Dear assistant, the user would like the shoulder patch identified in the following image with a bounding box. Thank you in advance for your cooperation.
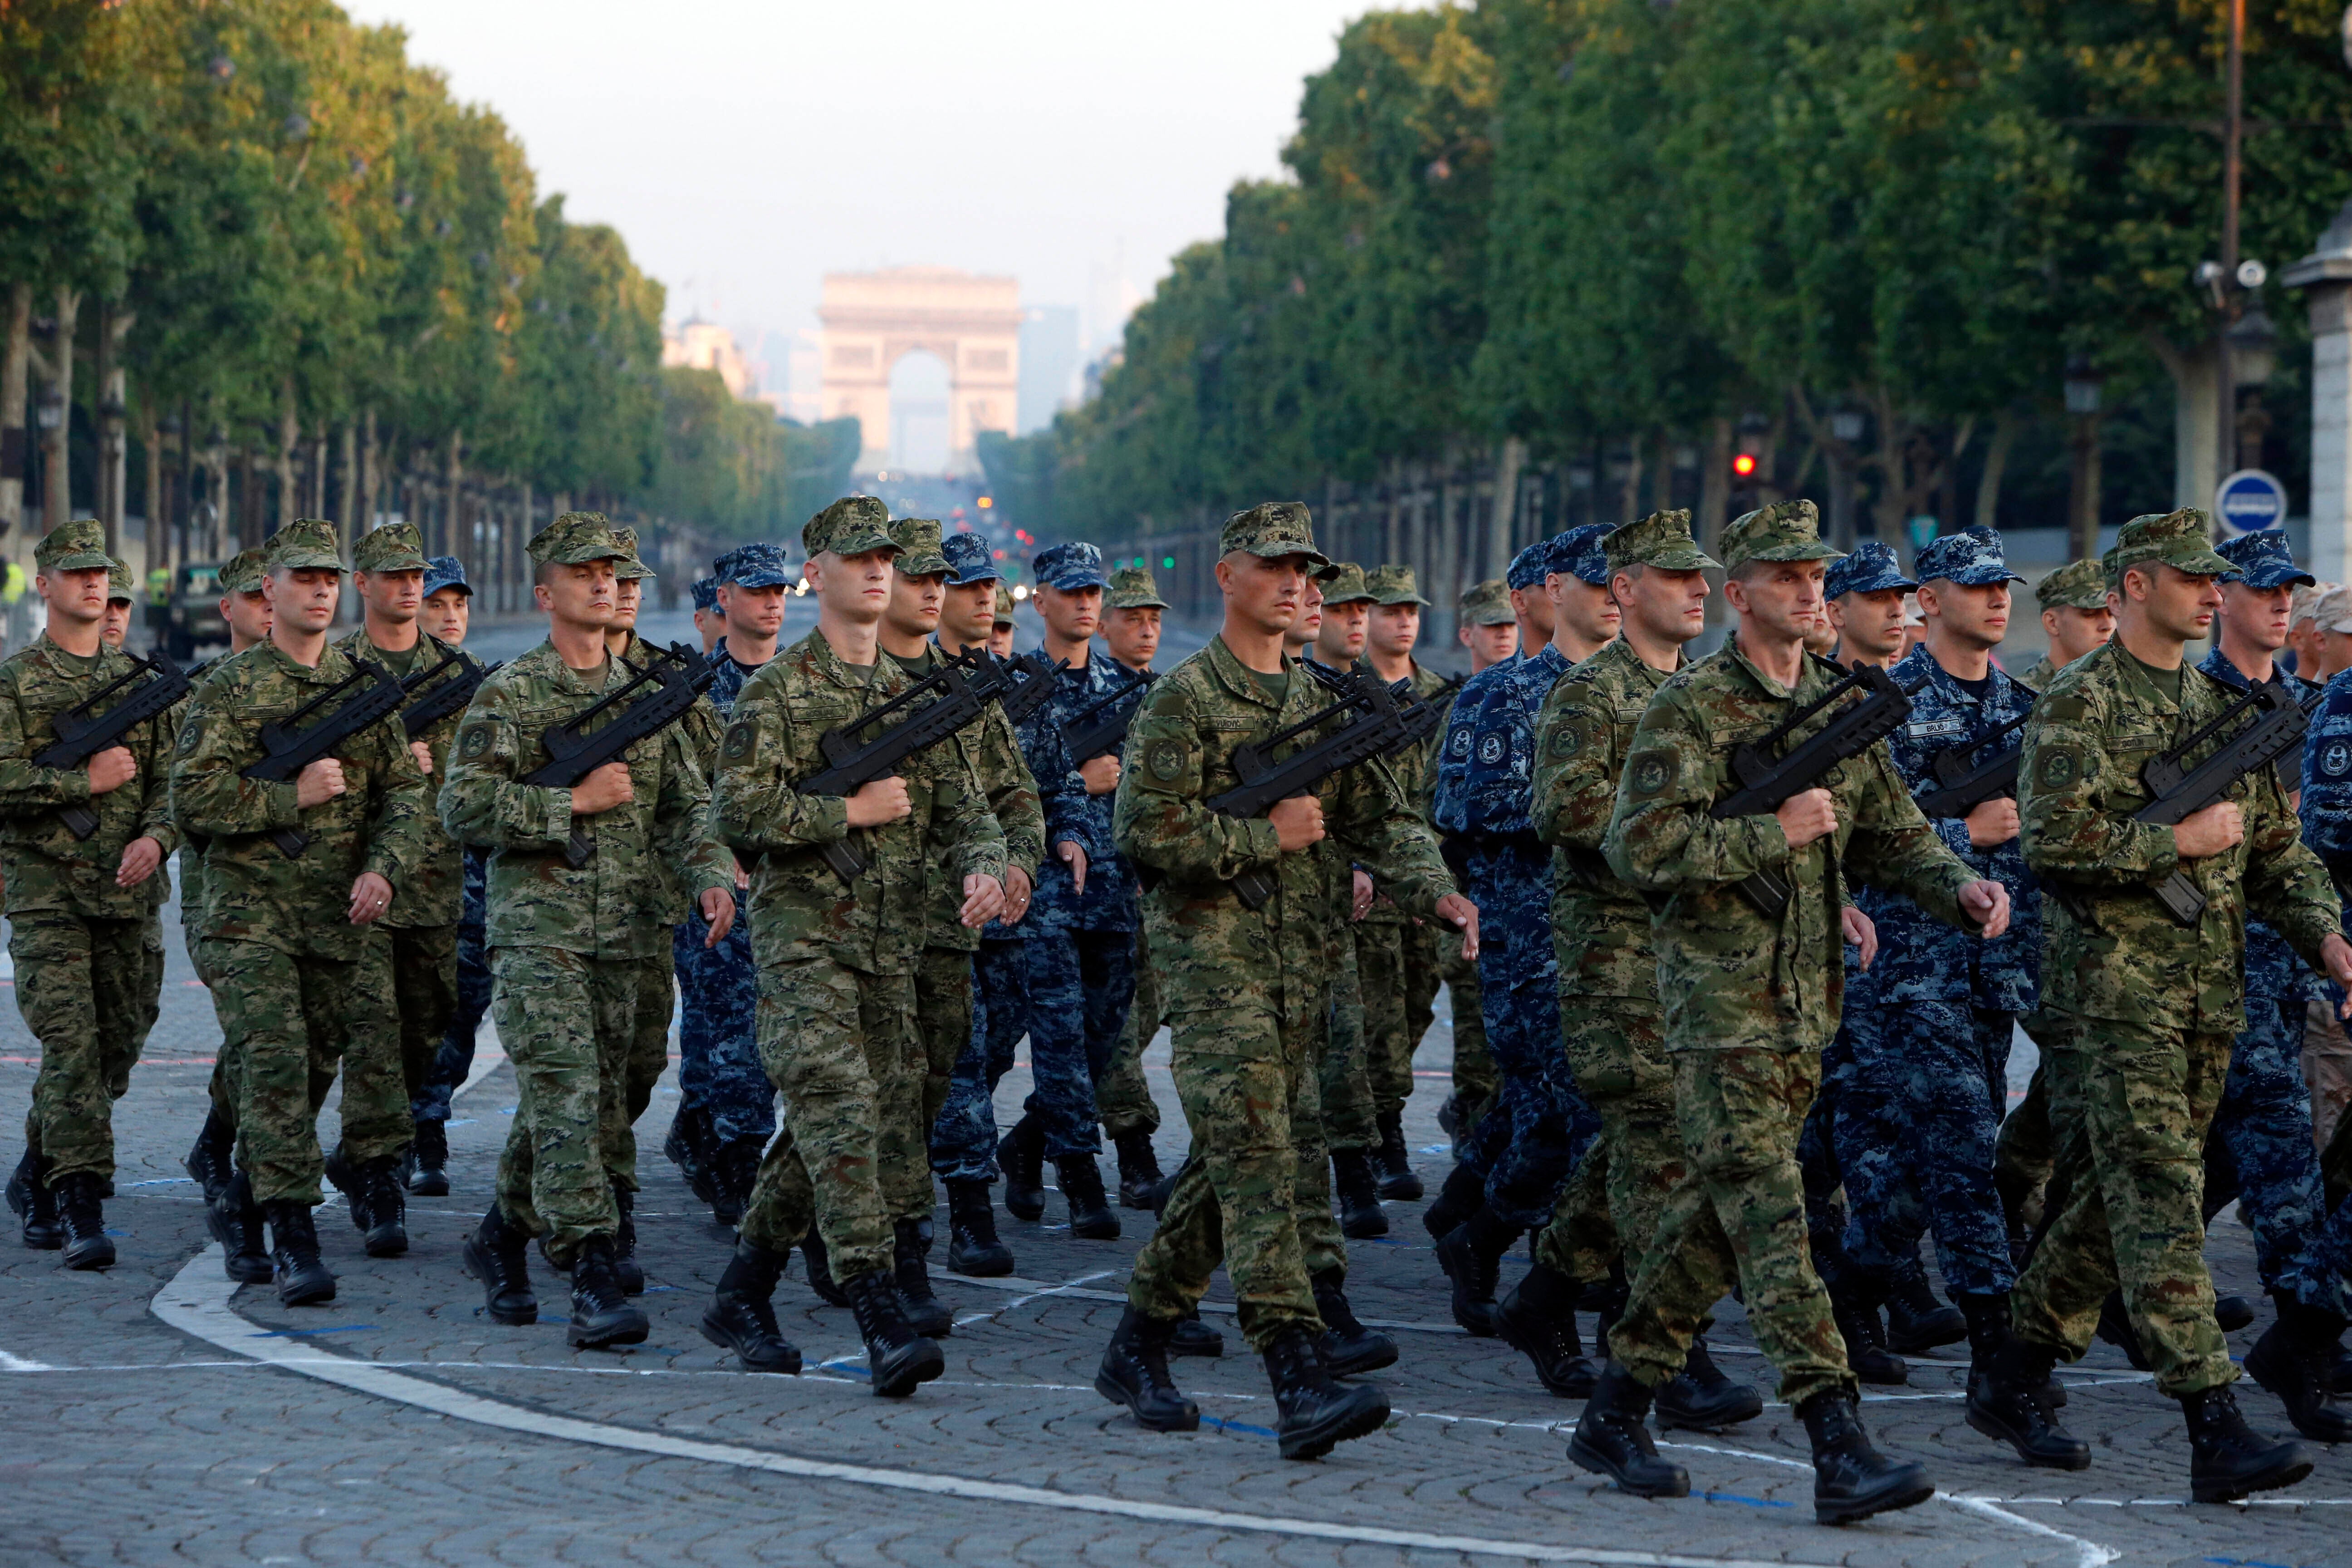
[2040,695,2088,723]
[176,715,205,756]
[2320,739,2352,780]
[1447,727,1472,758]
[1146,737,1185,783]
[458,722,494,761]
[1627,749,1677,797]
[721,720,756,761]
[2035,744,2081,790]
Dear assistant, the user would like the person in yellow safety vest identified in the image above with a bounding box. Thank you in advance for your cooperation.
[0,560,27,657]
[146,564,172,638]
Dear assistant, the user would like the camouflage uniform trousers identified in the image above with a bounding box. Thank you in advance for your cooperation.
[1611,1045,1854,1407]
[2009,1022,2240,1396]
[930,936,1026,1183]
[1534,995,1679,1288]
[1020,926,1135,1160]
[210,936,409,1206]
[415,914,491,1122]
[1317,925,1376,1154]
[1416,928,1494,1115]
[1094,926,1161,1140]
[386,923,459,1106]
[603,954,675,1191]
[1350,918,1411,1130]
[1995,1060,2056,1235]
[739,958,922,1281]
[2205,997,2352,1319]
[490,946,635,1263]
[1127,995,1347,1351]
[673,889,774,1147]
[912,944,973,1197]
[11,911,163,1184]
[1833,1001,2018,1298]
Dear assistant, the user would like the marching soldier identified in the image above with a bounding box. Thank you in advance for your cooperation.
[1094,563,1171,1207]
[2021,557,2114,690]
[407,554,482,1197]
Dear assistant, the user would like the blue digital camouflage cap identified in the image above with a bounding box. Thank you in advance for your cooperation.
[941,531,1000,586]
[690,575,719,611]
[716,541,795,589]
[1823,539,1916,599]
[421,554,472,598]
[1914,524,2025,587]
[1033,539,1110,591]
[2215,528,2316,590]
[1550,523,1614,587]
[1505,541,1552,591]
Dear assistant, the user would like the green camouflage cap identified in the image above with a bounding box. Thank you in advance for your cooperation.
[528,510,628,568]
[2104,508,2233,586]
[34,518,110,573]
[1458,577,1514,627]
[993,583,1017,625]
[1218,501,1330,567]
[1606,508,1720,574]
[2034,557,2108,611]
[803,494,897,558]
[889,516,951,577]
[611,525,655,580]
[351,521,428,574]
[1319,560,1374,603]
[1367,564,1429,607]
[267,518,346,572]
[1107,564,1168,609]
[107,556,133,602]
[218,546,270,594]
[1719,498,1842,573]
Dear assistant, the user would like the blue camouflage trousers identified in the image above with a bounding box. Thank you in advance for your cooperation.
[1457,882,1594,1230]
[413,916,491,1122]
[2207,996,2352,1320]
[931,936,1028,1183]
[673,887,774,1147]
[1019,925,1135,1161]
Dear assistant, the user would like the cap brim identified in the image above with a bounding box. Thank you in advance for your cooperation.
[423,579,472,597]
[1465,609,1518,626]
[1236,543,1331,568]
[2165,545,2238,577]
[1374,591,1432,606]
[1629,545,1720,572]
[1751,541,1845,564]
[270,553,346,571]
[2240,568,2319,589]
[1107,593,1168,609]
[43,550,113,572]
[897,554,951,577]
[356,552,430,573]
[819,529,899,557]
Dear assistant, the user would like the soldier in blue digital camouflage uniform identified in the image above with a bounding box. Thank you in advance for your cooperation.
[409,556,486,1198]
[1429,525,1612,1336]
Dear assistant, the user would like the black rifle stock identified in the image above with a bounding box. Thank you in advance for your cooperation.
[240,657,407,858]
[1912,706,2035,819]
[399,648,498,738]
[991,650,1064,726]
[520,643,714,868]
[1062,671,1157,765]
[33,649,191,840]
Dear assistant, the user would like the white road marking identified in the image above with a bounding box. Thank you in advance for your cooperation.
[0,1348,54,1371]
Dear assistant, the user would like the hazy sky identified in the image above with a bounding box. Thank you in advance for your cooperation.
[345,1,1388,366]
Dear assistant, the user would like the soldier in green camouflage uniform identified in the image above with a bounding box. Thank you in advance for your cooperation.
[171,519,431,1306]
[1569,500,2009,1523]
[1975,510,2352,1503]
[1093,502,1475,1462]
[1095,563,1172,1205]
[0,519,179,1268]
[2018,556,2113,692]
[439,513,734,1348]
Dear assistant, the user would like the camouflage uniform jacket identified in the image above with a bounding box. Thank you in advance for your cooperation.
[2019,640,2338,1035]
[1113,635,1457,1019]
[437,640,732,961]
[1360,660,1455,927]
[1532,638,1670,1000]
[2301,666,2352,934]
[1856,643,2041,1013]
[630,629,728,925]
[1603,641,1977,1054]
[909,640,1044,952]
[334,627,468,929]
[171,641,431,958]
[2019,654,2060,692]
[2200,647,2321,1009]
[0,635,181,919]
[710,627,1007,975]
[1017,653,1140,935]
[168,660,218,929]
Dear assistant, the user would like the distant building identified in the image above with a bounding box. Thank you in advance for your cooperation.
[1019,305,1080,434]
[818,266,1021,473]
[662,318,753,400]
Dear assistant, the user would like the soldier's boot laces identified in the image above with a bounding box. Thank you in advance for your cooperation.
[944,1177,1013,1276]
[407,1118,449,1197]
[609,1179,644,1294]
[263,1200,336,1307]
[1826,1273,1907,1387]
[1112,1128,1163,1210]
[662,1103,717,1207]
[1374,1111,1423,1201]
[1262,1326,1389,1461]
[1799,1389,1935,1525]
[184,1109,235,1204]
[1656,1336,1764,1431]
[894,1217,954,1338]
[847,1264,944,1398]
[1310,1268,1398,1378]
[699,1238,802,1374]
[1331,1149,1388,1240]
[353,1157,407,1258]
[211,1170,273,1284]
[2181,1384,2316,1504]
[54,1171,115,1271]
[1094,1307,1200,1432]
[461,1207,538,1325]
[1055,1155,1121,1241]
[1169,1307,1225,1358]
[1435,1205,1517,1338]
[1963,1330,2090,1470]
[567,1235,649,1350]
[2245,1296,2352,1445]
[6,1150,59,1251]
[1566,1363,1689,1498]
[801,1232,849,1308]
[1882,1260,1966,1355]
[998,1116,1046,1222]
[1421,1159,1483,1241]
[711,1136,762,1230]
[1494,1260,1597,1397]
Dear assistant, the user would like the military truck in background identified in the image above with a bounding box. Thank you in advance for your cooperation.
[161,561,229,662]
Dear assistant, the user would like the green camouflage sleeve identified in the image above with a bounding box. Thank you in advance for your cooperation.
[1840,744,1972,926]
[1112,682,1284,882]
[931,732,1009,885]
[0,672,95,818]
[171,687,306,840]
[1532,675,1613,854]
[132,705,180,856]
[1333,750,1454,919]
[2240,758,2343,966]
[653,722,735,902]
[361,714,431,888]
[1603,686,1789,892]
[712,692,851,853]
[2018,689,2181,887]
[437,681,575,850]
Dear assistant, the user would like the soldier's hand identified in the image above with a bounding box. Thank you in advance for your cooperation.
[1964,796,2020,849]
[2323,935,2352,1017]
[960,872,1007,928]
[1841,904,1878,969]
[1078,754,1121,795]
[1270,794,1325,853]
[570,760,635,817]
[1002,863,1034,926]
[1057,837,1089,895]
[85,745,137,796]
[2173,800,2244,860]
[1352,868,1375,922]
[699,886,735,946]
[1774,788,1837,849]
[295,758,347,808]
[1435,892,1479,962]
[409,740,434,777]
[348,871,393,924]
[843,775,911,828]
[1958,878,2011,939]
[115,835,162,889]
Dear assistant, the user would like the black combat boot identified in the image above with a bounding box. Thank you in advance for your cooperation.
[663,1103,717,1206]
[710,1136,762,1230]
[2182,1383,2316,1503]
[460,1206,538,1325]
[2323,1337,2352,1396]
[1494,1260,1597,1397]
[1435,1205,1519,1337]
[1421,1160,1483,1240]
[1094,1307,1201,1432]
[1112,1128,1162,1210]
[699,1238,802,1373]
[1310,1268,1399,1377]
[894,1217,954,1338]
[2245,1296,2352,1444]
[1262,1326,1389,1460]
[1882,1259,1966,1354]
[1799,1388,1935,1524]
[802,1231,849,1307]
[211,1170,273,1284]
[1567,1363,1690,1498]
[997,1116,1046,1222]
[847,1263,944,1397]
[1169,1307,1225,1358]
[611,1179,643,1294]
[1964,1330,2091,1470]
[1827,1273,1908,1387]
[1374,1112,1424,1200]
[53,1171,115,1271]
[407,1118,449,1197]
[944,1178,1014,1276]
[358,1157,407,1258]
[1055,1155,1121,1240]
[263,1200,336,1307]
[1331,1148,1388,1240]
[1656,1337,1764,1431]
[184,1109,235,1203]
[2216,1294,2257,1333]
[6,1151,59,1250]
[568,1235,649,1349]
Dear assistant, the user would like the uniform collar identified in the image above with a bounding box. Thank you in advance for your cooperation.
[793,625,903,693]
[1722,635,1827,702]
[515,638,616,696]
[1206,634,1292,710]
[258,637,355,686]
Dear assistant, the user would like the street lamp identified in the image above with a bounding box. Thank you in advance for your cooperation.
[2228,306,2279,388]
[2063,354,2104,416]
[34,386,64,431]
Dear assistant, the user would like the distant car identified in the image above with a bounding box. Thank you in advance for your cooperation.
[163,562,229,662]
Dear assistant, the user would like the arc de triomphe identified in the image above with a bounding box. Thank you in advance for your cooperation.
[818,266,1021,472]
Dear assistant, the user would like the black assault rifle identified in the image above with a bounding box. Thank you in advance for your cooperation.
[241,657,407,858]
[522,643,715,868]
[1708,659,1913,918]
[34,649,191,840]
[1911,706,2035,819]
[1387,671,1466,758]
[1062,671,1158,765]
[991,650,1064,726]
[400,648,498,738]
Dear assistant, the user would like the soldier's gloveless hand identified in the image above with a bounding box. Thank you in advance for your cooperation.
[1964,795,2021,849]
[2323,935,2352,1018]
[569,759,634,817]
[409,739,434,777]
[347,871,394,924]
[959,872,1006,928]
[84,744,137,796]
[1840,903,1877,969]
[114,835,162,889]
[294,757,347,808]
[1056,838,1088,895]
[1956,878,2011,939]
[2172,799,2244,860]
[699,885,735,946]
[1352,867,1375,922]
[843,775,911,828]
[1078,754,1120,795]
[1270,794,1325,852]
[1434,891,1479,961]
[1774,787,1837,848]
[1002,862,1034,925]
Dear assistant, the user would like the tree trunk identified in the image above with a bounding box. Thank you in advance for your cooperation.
[1490,437,1525,579]
[308,433,326,519]
[138,389,164,580]
[442,432,464,559]
[1,283,30,536]
[275,376,299,534]
[37,286,83,534]
[1974,408,2020,533]
[1698,415,1732,563]
[93,300,132,556]
[337,423,357,560]
[238,442,261,548]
